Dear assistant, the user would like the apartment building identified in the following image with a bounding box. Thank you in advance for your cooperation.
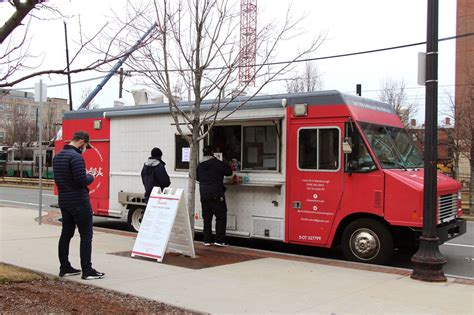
[0,89,68,145]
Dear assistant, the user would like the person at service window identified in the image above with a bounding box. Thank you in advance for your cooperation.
[53,131,105,280]
[141,147,171,203]
[197,145,233,247]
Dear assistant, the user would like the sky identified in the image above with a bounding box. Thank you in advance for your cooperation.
[0,0,458,124]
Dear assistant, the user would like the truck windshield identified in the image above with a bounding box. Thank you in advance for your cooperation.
[359,122,423,169]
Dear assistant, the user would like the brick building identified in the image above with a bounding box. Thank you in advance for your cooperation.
[408,123,454,173]
[455,0,473,213]
[455,0,473,180]
[0,89,68,145]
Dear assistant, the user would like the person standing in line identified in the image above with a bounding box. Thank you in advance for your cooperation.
[196,145,233,246]
[141,147,171,203]
[53,131,105,280]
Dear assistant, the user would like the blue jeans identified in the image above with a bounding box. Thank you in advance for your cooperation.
[58,203,93,271]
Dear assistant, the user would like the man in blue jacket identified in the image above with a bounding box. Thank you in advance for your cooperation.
[196,145,233,246]
[53,131,105,280]
[141,147,171,203]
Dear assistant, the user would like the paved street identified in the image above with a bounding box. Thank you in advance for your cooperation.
[1,185,473,279]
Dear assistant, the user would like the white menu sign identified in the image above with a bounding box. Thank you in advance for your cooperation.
[131,187,195,262]
[182,147,190,162]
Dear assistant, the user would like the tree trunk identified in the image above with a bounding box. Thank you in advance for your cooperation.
[453,152,459,180]
[19,148,23,183]
[186,126,201,234]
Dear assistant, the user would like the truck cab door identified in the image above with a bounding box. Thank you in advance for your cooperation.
[339,122,385,218]
[287,121,344,245]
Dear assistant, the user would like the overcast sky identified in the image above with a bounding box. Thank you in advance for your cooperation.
[1,0,458,124]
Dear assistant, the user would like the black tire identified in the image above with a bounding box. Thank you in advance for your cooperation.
[341,218,393,265]
[127,206,145,232]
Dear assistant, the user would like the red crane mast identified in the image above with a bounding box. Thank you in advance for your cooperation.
[239,0,257,86]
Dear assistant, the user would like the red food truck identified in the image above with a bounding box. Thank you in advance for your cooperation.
[56,90,466,264]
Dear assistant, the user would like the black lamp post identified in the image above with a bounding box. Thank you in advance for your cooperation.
[411,0,447,282]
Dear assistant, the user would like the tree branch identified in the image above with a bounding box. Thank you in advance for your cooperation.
[0,0,40,44]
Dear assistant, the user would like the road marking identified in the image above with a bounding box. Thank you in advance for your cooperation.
[444,243,474,249]
[0,199,48,207]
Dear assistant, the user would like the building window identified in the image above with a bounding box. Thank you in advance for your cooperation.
[209,122,280,172]
[298,127,340,171]
[175,134,190,170]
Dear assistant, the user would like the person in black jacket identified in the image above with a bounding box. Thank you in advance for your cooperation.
[196,145,233,246]
[141,147,171,203]
[53,131,105,280]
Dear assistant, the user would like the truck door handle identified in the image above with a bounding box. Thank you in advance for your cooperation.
[293,201,302,209]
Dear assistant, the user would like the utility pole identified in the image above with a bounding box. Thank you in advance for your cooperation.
[411,0,447,282]
[119,68,124,98]
[35,80,47,225]
[64,22,73,111]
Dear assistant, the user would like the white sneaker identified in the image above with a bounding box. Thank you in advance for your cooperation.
[214,242,228,247]
[204,242,212,246]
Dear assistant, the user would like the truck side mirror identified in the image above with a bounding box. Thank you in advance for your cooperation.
[342,138,352,154]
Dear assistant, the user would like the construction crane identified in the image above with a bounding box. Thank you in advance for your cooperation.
[239,0,257,87]
[79,23,157,110]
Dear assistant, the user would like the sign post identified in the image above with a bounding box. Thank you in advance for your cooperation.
[35,80,47,225]
[131,187,195,262]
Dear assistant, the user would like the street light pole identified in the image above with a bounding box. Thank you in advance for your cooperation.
[64,22,73,111]
[411,0,447,282]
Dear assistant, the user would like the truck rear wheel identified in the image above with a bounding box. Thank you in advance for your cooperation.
[341,218,393,264]
[127,206,145,232]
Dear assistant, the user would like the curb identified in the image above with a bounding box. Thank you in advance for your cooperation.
[40,210,474,286]
[462,215,474,222]
[0,184,53,191]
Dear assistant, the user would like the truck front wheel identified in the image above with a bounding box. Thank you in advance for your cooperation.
[341,218,393,264]
[127,206,145,232]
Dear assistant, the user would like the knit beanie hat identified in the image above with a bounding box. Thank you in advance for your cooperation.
[203,145,214,156]
[151,147,162,158]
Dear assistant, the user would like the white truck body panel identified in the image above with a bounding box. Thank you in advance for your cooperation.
[108,106,287,239]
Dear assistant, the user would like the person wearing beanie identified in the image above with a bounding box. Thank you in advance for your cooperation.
[196,145,233,246]
[141,147,171,203]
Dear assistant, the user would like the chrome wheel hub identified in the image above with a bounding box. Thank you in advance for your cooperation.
[350,228,380,261]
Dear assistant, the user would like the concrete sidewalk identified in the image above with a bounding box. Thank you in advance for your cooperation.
[1,206,472,314]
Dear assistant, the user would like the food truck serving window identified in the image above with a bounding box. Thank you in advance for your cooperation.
[298,127,340,171]
[209,123,280,172]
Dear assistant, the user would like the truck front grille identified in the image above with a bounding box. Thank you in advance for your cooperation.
[438,194,457,224]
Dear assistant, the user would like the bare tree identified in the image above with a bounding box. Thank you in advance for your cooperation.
[117,0,324,229]
[78,87,100,109]
[0,100,35,180]
[1,103,34,147]
[378,78,417,128]
[43,103,63,141]
[441,93,471,181]
[0,2,155,89]
[286,60,323,93]
[0,0,45,44]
